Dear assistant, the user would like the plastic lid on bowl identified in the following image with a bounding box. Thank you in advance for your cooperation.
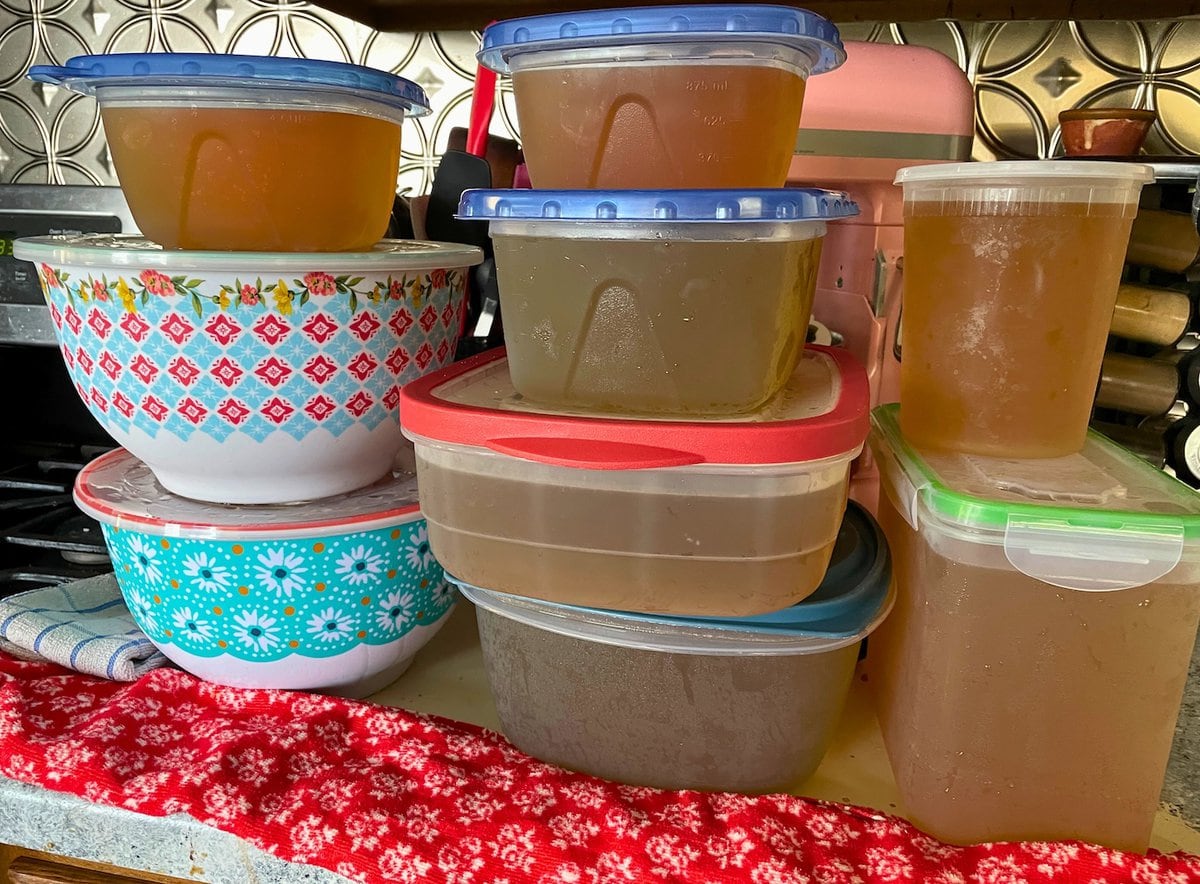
[74,448,423,540]
[479,5,844,75]
[28,53,430,117]
[400,346,869,469]
[13,235,483,273]
[454,502,892,656]
[894,159,1155,185]
[870,403,1200,592]
[457,188,859,223]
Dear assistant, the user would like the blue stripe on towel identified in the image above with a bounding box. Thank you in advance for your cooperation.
[105,638,148,679]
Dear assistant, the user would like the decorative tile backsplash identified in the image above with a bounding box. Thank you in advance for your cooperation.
[1,2,1199,191]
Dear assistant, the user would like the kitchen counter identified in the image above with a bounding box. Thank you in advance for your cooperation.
[2,602,1199,882]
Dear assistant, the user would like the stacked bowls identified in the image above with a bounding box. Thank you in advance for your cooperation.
[16,53,483,696]
[397,5,894,792]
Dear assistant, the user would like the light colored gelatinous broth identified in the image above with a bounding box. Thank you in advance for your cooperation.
[103,105,401,251]
[512,62,806,188]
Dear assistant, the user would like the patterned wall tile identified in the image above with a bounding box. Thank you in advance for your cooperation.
[1,0,1199,190]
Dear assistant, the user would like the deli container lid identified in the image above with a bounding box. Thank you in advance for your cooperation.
[894,159,1155,186]
[457,188,859,223]
[478,5,845,75]
[13,234,483,273]
[74,448,423,540]
[28,53,430,117]
[400,346,869,469]
[870,403,1200,592]
[454,502,891,656]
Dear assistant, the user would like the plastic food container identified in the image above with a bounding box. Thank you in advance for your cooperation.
[14,234,481,504]
[29,54,430,251]
[894,161,1153,458]
[454,500,891,792]
[457,188,859,415]
[400,345,868,617]
[75,447,457,698]
[479,5,844,188]
[869,403,1200,852]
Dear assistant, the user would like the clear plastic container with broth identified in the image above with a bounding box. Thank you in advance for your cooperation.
[28,54,429,251]
[453,501,893,793]
[399,346,869,617]
[894,161,1153,457]
[869,404,1200,852]
[478,6,844,188]
[457,188,858,416]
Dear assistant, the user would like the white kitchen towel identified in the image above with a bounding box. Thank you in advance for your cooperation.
[0,573,169,681]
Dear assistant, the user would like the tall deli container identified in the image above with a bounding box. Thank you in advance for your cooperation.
[400,345,869,617]
[457,188,858,416]
[453,501,892,793]
[478,5,845,188]
[869,403,1200,852]
[893,161,1153,458]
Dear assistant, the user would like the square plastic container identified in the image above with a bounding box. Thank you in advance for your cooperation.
[453,501,892,793]
[869,403,1200,852]
[478,5,844,188]
[400,345,869,617]
[893,160,1153,458]
[28,54,430,252]
[457,188,859,416]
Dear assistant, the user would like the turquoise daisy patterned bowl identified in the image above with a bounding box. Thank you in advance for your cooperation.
[74,447,455,697]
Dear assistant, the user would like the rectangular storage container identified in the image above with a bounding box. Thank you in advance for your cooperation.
[400,345,869,617]
[457,188,858,416]
[869,403,1200,852]
[454,501,892,793]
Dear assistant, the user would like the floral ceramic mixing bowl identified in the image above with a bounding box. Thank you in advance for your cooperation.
[15,234,482,504]
[75,447,456,697]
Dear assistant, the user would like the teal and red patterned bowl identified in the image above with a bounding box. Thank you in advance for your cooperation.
[75,447,455,697]
[15,235,482,504]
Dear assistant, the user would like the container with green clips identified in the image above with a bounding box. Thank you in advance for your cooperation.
[868,403,1200,853]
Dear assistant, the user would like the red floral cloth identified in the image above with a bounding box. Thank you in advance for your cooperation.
[0,652,1198,883]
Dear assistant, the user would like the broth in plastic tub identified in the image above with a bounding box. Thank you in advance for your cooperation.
[457,188,858,416]
[870,403,1200,852]
[479,6,844,188]
[453,501,892,793]
[400,345,869,617]
[894,160,1153,458]
[28,54,430,252]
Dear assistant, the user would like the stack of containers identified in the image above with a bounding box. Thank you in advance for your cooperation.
[14,54,485,696]
[871,160,1200,852]
[399,5,895,793]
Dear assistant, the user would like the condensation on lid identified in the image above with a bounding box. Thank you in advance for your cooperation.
[13,235,483,273]
[894,159,1155,186]
[28,53,430,115]
[478,5,845,75]
[74,448,422,539]
[457,187,858,223]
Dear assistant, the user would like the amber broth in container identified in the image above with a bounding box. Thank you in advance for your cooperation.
[512,61,806,188]
[894,161,1153,457]
[868,404,1200,852]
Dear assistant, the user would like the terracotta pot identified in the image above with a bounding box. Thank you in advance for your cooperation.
[1059,107,1156,157]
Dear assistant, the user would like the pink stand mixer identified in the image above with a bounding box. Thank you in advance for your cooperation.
[789,41,974,511]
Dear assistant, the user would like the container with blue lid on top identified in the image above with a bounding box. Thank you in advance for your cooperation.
[457,187,860,416]
[452,502,893,793]
[477,5,844,189]
[27,53,428,251]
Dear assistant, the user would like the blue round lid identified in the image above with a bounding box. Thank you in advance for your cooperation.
[457,188,859,223]
[28,53,430,116]
[479,4,844,75]
[452,502,891,651]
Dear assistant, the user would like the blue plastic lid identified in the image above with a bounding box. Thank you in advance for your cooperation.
[28,53,430,116]
[479,5,844,75]
[452,502,892,654]
[457,188,859,223]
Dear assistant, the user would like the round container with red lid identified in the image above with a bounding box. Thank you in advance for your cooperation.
[400,344,868,617]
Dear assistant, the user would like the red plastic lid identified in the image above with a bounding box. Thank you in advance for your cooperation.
[399,345,869,469]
